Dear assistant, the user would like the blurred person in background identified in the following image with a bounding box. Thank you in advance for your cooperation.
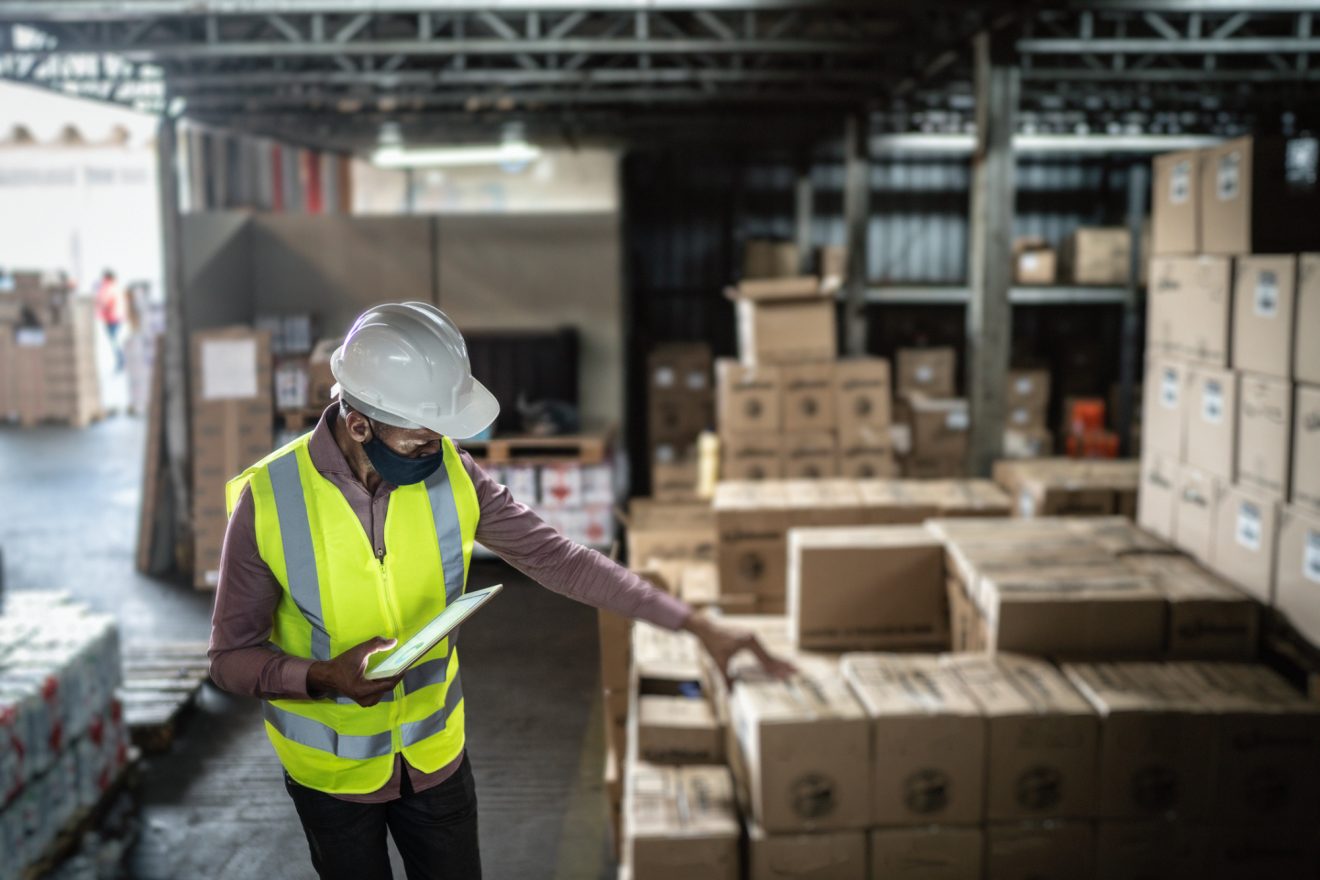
[95,268,125,372]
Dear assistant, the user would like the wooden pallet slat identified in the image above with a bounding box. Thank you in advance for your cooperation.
[117,640,212,754]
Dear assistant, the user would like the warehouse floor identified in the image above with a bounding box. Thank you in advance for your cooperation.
[0,416,614,880]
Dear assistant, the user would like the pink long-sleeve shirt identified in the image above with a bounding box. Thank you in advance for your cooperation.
[208,404,691,802]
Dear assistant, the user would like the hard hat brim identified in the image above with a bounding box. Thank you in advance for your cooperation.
[417,377,501,440]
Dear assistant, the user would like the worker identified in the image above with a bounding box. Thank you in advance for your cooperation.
[208,302,791,880]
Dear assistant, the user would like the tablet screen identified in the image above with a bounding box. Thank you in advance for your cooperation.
[365,585,502,680]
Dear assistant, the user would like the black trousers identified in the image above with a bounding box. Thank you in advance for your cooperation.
[284,755,482,880]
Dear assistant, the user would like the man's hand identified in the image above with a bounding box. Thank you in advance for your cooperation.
[308,636,402,707]
[682,610,796,685]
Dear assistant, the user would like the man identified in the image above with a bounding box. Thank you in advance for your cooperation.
[209,302,789,880]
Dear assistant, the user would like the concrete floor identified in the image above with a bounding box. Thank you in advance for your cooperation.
[0,415,615,880]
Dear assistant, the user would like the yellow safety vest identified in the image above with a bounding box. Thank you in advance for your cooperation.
[225,433,479,795]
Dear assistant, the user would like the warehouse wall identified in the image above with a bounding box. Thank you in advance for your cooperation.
[179,211,253,331]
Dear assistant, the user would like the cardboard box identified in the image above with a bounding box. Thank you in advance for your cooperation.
[649,342,712,393]
[1274,505,1320,648]
[908,396,969,460]
[1122,555,1257,661]
[746,825,867,880]
[651,455,700,501]
[947,578,987,652]
[834,357,891,436]
[744,240,801,279]
[818,245,847,293]
[637,695,723,765]
[727,672,870,832]
[1199,135,1320,255]
[1233,255,1297,379]
[723,433,784,482]
[1014,240,1057,285]
[1291,383,1320,516]
[1146,255,1233,366]
[1208,824,1320,879]
[841,654,985,826]
[714,482,789,598]
[731,282,836,366]
[1003,426,1054,459]
[1007,369,1050,414]
[868,826,984,880]
[632,623,705,695]
[1235,373,1292,499]
[1063,662,1217,819]
[788,526,947,651]
[781,362,836,433]
[896,348,955,398]
[307,337,340,407]
[1141,357,1187,461]
[626,498,716,567]
[1151,149,1201,255]
[649,391,712,441]
[836,440,897,480]
[1182,366,1236,481]
[985,822,1095,878]
[1212,483,1280,603]
[1297,254,1320,384]
[624,763,740,880]
[1094,820,1209,880]
[944,654,1098,821]
[1173,465,1219,562]
[1137,451,1179,541]
[716,359,782,434]
[1061,226,1131,285]
[599,609,633,691]
[780,432,838,480]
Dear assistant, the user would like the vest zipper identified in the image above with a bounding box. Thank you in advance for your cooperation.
[376,539,406,754]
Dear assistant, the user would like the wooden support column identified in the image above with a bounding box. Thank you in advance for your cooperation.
[842,112,870,356]
[965,31,1018,477]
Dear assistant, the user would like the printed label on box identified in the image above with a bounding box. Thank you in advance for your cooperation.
[1236,502,1262,551]
[1285,138,1318,186]
[201,338,258,401]
[1254,271,1279,318]
[1202,379,1224,424]
[653,366,676,389]
[1170,160,1191,204]
[1014,376,1034,395]
[684,370,708,392]
[1217,152,1240,201]
[1021,254,1039,271]
[1306,530,1320,585]
[1018,489,1036,519]
[915,365,934,383]
[946,410,969,431]
[1160,368,1180,409]
[16,327,45,347]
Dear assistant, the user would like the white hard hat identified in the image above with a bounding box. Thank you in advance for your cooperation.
[330,302,500,439]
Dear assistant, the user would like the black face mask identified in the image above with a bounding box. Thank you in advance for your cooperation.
[362,422,443,485]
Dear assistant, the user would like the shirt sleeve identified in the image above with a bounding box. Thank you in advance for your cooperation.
[464,452,693,631]
[208,484,318,700]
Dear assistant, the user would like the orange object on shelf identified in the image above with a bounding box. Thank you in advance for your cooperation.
[1066,429,1120,459]
[1065,398,1107,436]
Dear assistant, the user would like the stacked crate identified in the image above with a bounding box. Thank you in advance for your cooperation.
[1002,368,1054,458]
[1140,137,1320,649]
[716,240,895,482]
[893,347,966,477]
[0,272,101,428]
[645,343,713,500]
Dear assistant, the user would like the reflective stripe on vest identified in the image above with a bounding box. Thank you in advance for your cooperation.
[267,452,331,661]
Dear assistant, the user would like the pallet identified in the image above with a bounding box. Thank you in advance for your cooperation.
[21,749,141,880]
[458,427,615,465]
[118,641,213,754]
[11,409,105,429]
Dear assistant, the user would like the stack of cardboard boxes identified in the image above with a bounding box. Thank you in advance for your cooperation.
[0,272,101,428]
[1013,228,1132,287]
[258,313,317,418]
[646,343,713,500]
[993,457,1140,518]
[1140,136,1320,649]
[893,347,967,477]
[1002,369,1053,458]
[718,240,894,482]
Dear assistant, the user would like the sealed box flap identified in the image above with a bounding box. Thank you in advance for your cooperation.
[632,622,704,681]
[1068,516,1174,555]
[639,694,718,731]
[945,653,1094,716]
[788,524,941,552]
[1062,661,1205,715]
[841,653,981,717]
[1122,555,1250,603]
[1168,662,1320,715]
[733,673,866,725]
[726,276,826,301]
[983,565,1161,600]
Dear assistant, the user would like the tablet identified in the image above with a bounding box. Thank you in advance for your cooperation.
[365,584,503,680]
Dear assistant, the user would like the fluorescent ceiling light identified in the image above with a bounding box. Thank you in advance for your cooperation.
[371,142,541,168]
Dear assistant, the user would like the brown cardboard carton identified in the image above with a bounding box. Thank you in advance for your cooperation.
[1170,662,1320,825]
[716,359,782,434]
[1199,135,1320,255]
[1235,372,1292,498]
[901,454,965,480]
[1094,820,1210,880]
[1014,245,1057,285]
[746,824,867,880]
[818,245,848,293]
[869,826,984,880]
[1137,451,1179,541]
[637,695,723,764]
[1122,555,1257,661]
[928,479,1013,518]
[1297,254,1320,384]
[651,455,700,501]
[1068,515,1175,556]
[841,654,985,826]
[723,433,784,482]
[1232,255,1297,379]
[1061,226,1130,285]
[1062,662,1217,819]
[734,295,836,366]
[626,498,716,567]
[728,672,870,832]
[1207,824,1320,879]
[1183,366,1235,481]
[1003,426,1054,459]
[632,622,704,695]
[947,578,987,652]
[780,431,838,480]
[714,481,790,598]
[648,342,712,394]
[1146,255,1233,366]
[649,390,711,440]
[836,443,897,480]
[599,609,633,692]
[1151,149,1201,255]
[1211,483,1280,603]
[1141,357,1187,460]
[744,240,801,279]
[781,362,836,433]
[1274,505,1320,648]
[625,763,740,880]
[985,822,1095,877]
[788,526,947,651]
[732,276,823,301]
[1007,369,1050,414]
[1291,383,1320,516]
[944,653,1098,820]
[833,357,891,436]
[908,395,969,460]
[896,348,955,397]
[1172,465,1219,562]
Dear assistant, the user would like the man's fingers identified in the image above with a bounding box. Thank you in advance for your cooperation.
[748,635,796,680]
[367,636,398,655]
